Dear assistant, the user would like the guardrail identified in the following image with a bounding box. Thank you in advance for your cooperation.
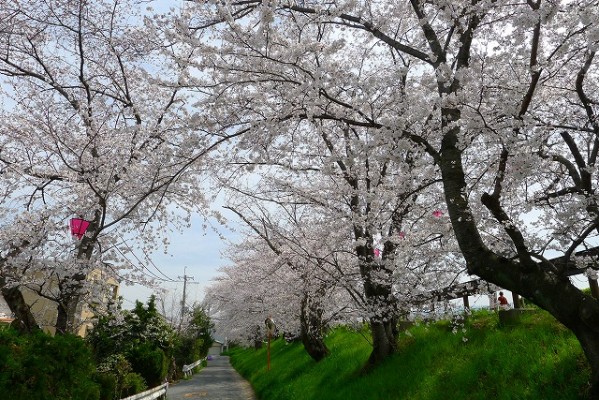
[182,357,206,378]
[120,382,168,400]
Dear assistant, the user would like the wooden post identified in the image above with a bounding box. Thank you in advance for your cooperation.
[462,295,470,311]
[512,292,522,309]
[267,330,271,371]
[265,316,275,371]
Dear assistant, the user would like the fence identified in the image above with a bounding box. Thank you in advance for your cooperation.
[182,357,206,378]
[116,357,206,400]
[119,382,168,400]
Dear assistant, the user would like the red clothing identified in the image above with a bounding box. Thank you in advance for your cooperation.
[498,295,509,305]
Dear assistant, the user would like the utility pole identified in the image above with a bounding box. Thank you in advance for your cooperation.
[177,266,194,333]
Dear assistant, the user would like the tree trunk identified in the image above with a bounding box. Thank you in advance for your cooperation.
[439,118,599,398]
[56,231,96,335]
[589,278,599,300]
[0,241,39,334]
[576,327,599,399]
[366,318,397,369]
[55,272,87,335]
[253,325,263,349]
[512,292,522,309]
[357,247,399,370]
[2,285,40,334]
[299,290,329,362]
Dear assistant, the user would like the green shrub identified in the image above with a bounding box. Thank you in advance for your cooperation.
[119,372,147,398]
[94,372,118,400]
[0,328,100,400]
[95,353,148,400]
[171,337,197,380]
[127,342,168,387]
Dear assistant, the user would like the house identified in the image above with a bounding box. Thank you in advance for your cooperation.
[2,266,119,337]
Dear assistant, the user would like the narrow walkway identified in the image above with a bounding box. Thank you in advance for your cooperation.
[167,356,256,400]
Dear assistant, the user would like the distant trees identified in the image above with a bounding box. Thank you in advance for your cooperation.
[173,304,214,375]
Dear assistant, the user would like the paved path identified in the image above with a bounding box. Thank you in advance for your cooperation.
[167,356,257,400]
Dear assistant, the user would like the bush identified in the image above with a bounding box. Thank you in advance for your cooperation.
[127,343,168,387]
[0,328,100,400]
[120,372,147,398]
[95,353,148,400]
[94,372,118,400]
[173,336,203,364]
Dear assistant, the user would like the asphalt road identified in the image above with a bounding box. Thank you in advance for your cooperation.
[166,356,257,400]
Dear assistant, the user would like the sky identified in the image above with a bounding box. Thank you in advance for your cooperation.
[113,0,230,310]
[118,212,237,310]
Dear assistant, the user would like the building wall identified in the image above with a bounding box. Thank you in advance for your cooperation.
[10,269,119,337]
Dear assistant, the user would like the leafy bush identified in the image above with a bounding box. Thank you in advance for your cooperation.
[94,372,118,400]
[120,372,147,398]
[87,296,176,393]
[95,369,147,400]
[171,306,214,379]
[127,342,168,387]
[173,336,204,375]
[0,328,100,400]
[95,353,147,400]
[87,296,177,361]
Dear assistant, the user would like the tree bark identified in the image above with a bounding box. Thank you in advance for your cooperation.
[299,290,329,362]
[0,242,40,334]
[357,246,398,370]
[55,271,87,335]
[2,285,40,334]
[55,225,97,335]
[366,317,397,369]
[252,325,263,350]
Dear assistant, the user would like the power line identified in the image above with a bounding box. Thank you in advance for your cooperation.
[112,242,176,283]
[115,234,177,282]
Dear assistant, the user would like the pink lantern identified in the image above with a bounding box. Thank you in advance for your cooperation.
[432,209,444,218]
[70,218,90,240]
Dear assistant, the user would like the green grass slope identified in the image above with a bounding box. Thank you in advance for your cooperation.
[229,310,590,400]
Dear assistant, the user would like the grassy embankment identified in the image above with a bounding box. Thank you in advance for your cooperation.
[228,310,590,400]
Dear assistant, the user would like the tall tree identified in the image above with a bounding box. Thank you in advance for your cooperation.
[0,0,226,334]
[176,0,599,394]
[173,0,461,368]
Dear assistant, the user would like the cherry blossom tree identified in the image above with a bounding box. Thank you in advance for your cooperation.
[205,238,303,348]
[174,0,599,394]
[223,204,356,361]
[0,0,228,334]
[170,0,463,368]
[205,102,461,365]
